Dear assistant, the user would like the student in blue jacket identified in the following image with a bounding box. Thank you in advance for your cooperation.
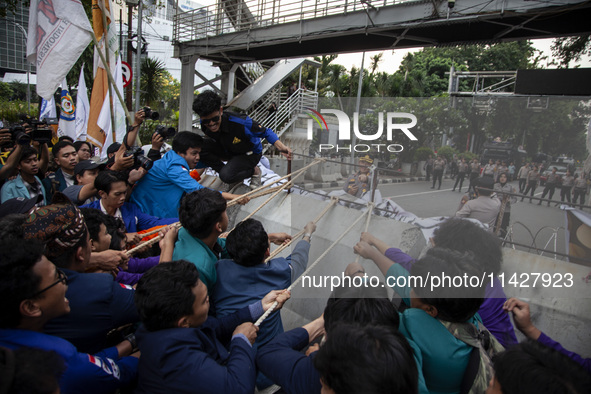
[0,238,138,394]
[83,170,177,236]
[134,260,290,394]
[130,131,247,219]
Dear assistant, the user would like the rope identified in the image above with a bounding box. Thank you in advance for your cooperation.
[354,203,374,264]
[264,197,339,262]
[124,161,323,257]
[238,165,313,223]
[255,205,369,327]
[125,222,182,257]
[227,158,324,206]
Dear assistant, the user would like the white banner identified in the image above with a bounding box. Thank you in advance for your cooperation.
[75,66,90,141]
[27,0,93,100]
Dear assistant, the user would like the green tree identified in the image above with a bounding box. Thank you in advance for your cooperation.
[140,57,166,107]
[551,35,591,68]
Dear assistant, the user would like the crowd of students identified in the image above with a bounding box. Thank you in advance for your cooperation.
[0,104,590,393]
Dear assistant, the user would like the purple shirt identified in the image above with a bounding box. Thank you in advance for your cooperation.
[385,247,518,348]
[538,332,591,373]
[115,256,159,286]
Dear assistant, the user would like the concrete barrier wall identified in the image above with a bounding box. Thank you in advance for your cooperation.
[230,192,426,330]
[231,193,591,357]
[501,248,591,356]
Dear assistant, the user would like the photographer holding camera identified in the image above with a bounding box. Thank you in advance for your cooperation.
[0,118,50,190]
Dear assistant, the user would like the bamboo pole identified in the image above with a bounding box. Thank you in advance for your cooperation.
[264,197,338,262]
[90,31,133,125]
[98,0,116,143]
[126,163,322,256]
[227,159,323,206]
[255,206,369,327]
[353,202,374,264]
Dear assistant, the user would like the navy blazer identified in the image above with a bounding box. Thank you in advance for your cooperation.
[135,307,256,394]
[43,269,139,354]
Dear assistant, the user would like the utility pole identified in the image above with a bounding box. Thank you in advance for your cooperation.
[126,3,134,110]
[135,0,143,112]
[352,51,365,162]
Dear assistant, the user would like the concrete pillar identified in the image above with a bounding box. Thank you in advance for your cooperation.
[219,68,231,104]
[179,54,199,132]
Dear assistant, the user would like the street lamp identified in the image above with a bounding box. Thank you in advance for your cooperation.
[6,20,31,114]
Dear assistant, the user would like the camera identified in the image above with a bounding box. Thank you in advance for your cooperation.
[125,146,153,171]
[154,125,176,140]
[143,106,159,121]
[7,125,31,145]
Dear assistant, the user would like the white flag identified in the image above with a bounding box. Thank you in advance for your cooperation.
[75,67,90,141]
[57,79,77,140]
[27,0,93,100]
[39,96,57,121]
[97,89,112,161]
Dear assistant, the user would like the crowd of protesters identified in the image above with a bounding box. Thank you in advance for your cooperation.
[0,93,589,393]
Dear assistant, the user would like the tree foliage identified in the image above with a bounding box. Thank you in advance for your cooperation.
[551,35,591,68]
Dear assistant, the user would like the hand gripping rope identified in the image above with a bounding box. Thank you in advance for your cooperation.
[254,205,370,327]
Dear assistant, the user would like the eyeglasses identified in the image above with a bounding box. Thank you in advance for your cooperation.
[200,115,220,125]
[30,269,68,298]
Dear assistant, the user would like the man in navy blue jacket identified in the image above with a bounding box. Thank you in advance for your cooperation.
[18,198,141,354]
[0,237,138,394]
[193,90,292,186]
[134,260,290,394]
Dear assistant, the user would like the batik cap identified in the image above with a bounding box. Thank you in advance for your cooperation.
[22,193,87,259]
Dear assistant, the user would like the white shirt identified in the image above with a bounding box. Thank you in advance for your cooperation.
[99,198,122,220]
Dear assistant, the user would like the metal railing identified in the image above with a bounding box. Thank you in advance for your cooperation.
[249,88,318,154]
[174,0,405,43]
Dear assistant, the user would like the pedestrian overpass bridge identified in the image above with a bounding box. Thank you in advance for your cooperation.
[173,0,591,131]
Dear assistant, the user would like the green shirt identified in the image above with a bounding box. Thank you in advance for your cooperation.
[172,228,229,290]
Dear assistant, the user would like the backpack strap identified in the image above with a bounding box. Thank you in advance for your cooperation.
[439,320,505,394]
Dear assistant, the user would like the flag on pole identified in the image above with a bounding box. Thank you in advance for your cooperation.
[97,89,113,161]
[75,67,90,141]
[39,96,57,121]
[27,0,93,100]
[96,55,126,160]
[57,79,77,139]
[87,0,120,153]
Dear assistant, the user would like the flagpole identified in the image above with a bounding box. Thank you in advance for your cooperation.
[91,36,133,125]
[99,0,117,144]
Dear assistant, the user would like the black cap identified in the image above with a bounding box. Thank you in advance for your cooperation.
[0,196,38,218]
[106,142,122,156]
[477,176,495,190]
[74,159,103,177]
